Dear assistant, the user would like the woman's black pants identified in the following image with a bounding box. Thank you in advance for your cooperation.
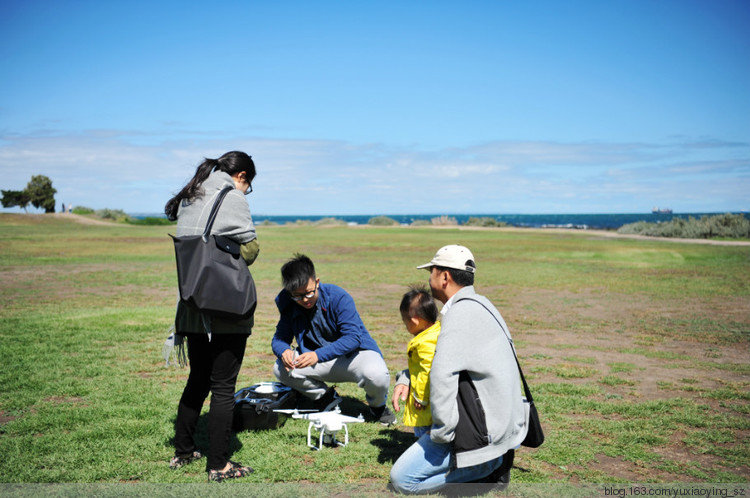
[173,333,247,471]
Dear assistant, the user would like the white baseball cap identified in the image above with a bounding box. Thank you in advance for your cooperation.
[417,245,476,273]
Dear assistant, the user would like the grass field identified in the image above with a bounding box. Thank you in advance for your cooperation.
[0,213,748,492]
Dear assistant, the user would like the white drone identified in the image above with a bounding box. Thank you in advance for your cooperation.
[275,406,365,450]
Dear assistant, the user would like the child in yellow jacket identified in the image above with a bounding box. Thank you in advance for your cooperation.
[399,287,440,438]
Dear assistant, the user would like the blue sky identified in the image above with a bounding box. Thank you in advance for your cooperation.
[1,0,748,215]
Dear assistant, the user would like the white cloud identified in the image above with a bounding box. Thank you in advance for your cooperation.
[0,130,747,215]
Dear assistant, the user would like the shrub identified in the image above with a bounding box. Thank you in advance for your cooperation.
[95,208,133,223]
[314,217,347,226]
[288,219,312,226]
[702,213,750,238]
[617,213,750,239]
[464,217,508,227]
[430,215,458,226]
[72,206,95,215]
[368,216,399,226]
[410,219,431,227]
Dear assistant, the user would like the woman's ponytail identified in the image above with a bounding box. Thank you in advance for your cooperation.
[164,158,218,221]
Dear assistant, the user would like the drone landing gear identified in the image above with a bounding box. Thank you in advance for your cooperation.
[307,422,350,451]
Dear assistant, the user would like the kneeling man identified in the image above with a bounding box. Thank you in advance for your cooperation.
[390,245,528,493]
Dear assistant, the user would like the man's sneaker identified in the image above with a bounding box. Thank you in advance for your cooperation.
[464,449,513,491]
[312,387,342,412]
[370,405,396,426]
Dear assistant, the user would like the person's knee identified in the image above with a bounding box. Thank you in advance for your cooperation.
[388,471,404,493]
[359,361,390,390]
[389,465,411,494]
[183,375,211,401]
[209,391,235,411]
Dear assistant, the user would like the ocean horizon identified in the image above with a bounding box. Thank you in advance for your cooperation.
[129,211,749,230]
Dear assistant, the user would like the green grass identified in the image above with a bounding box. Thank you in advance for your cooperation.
[1,213,749,489]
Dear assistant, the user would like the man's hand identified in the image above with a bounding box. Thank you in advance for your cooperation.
[281,349,296,371]
[392,383,409,412]
[293,351,319,369]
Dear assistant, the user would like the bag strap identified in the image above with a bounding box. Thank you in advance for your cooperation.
[455,297,535,403]
[202,186,234,242]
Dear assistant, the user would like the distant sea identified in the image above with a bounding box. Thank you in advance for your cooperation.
[130,211,748,230]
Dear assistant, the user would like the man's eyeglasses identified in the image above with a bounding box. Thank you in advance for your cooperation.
[244,183,253,195]
[290,282,318,301]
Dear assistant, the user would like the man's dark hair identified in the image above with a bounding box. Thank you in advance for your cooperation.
[281,253,316,292]
[400,286,439,324]
[436,264,475,287]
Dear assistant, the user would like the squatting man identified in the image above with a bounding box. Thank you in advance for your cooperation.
[271,254,396,425]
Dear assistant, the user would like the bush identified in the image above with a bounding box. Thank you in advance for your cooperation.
[616,221,650,235]
[368,216,399,226]
[430,215,458,226]
[464,217,508,227]
[703,213,750,238]
[617,213,750,239]
[95,208,133,223]
[410,219,431,227]
[314,217,347,226]
[72,206,95,215]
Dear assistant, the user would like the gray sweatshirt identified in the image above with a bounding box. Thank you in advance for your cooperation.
[429,285,528,468]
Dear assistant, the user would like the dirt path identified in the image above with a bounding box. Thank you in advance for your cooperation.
[577,228,750,246]
[437,224,750,246]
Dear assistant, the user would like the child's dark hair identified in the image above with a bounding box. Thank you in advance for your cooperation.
[281,253,317,292]
[400,286,438,324]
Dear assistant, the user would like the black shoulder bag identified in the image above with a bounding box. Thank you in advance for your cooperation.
[456,298,545,448]
[169,186,257,321]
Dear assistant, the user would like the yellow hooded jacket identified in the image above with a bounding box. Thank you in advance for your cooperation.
[403,321,441,428]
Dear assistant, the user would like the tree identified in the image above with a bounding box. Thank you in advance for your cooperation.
[26,175,57,213]
[1,175,57,213]
[1,189,31,211]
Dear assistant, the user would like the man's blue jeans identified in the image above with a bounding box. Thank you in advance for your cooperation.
[389,432,504,494]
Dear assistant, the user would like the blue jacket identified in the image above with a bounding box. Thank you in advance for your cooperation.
[271,283,382,363]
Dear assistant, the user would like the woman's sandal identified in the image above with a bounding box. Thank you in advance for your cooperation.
[169,450,203,469]
[207,461,254,482]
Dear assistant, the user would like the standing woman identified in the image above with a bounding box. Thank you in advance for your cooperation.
[164,151,259,482]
